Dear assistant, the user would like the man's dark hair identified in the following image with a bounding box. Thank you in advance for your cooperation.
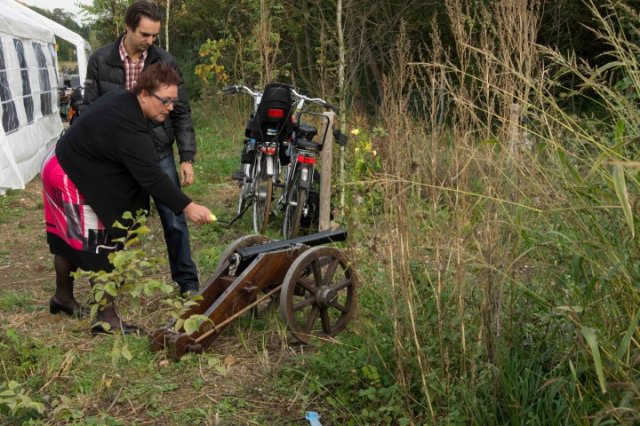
[132,63,180,95]
[125,0,163,31]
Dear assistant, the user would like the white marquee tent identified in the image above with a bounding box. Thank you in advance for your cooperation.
[0,0,90,195]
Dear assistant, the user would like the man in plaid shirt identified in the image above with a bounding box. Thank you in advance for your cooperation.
[81,0,200,295]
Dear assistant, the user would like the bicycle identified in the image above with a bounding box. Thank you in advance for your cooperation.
[223,83,294,234]
[224,83,347,237]
[279,89,347,238]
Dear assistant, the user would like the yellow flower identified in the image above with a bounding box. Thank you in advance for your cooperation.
[350,128,360,136]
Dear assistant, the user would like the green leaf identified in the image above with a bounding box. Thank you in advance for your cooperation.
[99,321,112,331]
[555,305,583,313]
[616,310,640,361]
[184,315,211,335]
[174,319,185,331]
[557,151,583,184]
[134,224,150,236]
[596,60,624,74]
[125,237,140,248]
[207,356,227,376]
[121,344,132,361]
[112,220,127,230]
[581,326,607,393]
[612,164,634,238]
[612,119,625,154]
[104,282,118,297]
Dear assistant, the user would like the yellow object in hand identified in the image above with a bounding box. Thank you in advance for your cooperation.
[210,213,217,222]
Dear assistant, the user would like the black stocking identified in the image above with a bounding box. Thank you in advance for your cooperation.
[53,255,79,308]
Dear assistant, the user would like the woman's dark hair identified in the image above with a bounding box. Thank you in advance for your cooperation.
[125,0,163,31]
[132,63,181,95]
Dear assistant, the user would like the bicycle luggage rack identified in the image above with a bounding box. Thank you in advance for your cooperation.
[151,228,357,360]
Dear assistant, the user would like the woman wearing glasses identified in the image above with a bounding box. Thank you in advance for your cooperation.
[41,63,213,334]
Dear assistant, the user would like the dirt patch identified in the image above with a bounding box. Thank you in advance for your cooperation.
[0,179,53,295]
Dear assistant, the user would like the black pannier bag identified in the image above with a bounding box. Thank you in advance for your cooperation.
[245,82,294,143]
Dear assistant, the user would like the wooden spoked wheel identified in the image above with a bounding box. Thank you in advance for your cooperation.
[213,234,271,277]
[279,246,356,344]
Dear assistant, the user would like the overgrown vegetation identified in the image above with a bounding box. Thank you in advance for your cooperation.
[284,0,640,424]
[5,0,640,424]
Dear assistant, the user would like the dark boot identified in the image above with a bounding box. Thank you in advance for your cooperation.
[91,289,143,335]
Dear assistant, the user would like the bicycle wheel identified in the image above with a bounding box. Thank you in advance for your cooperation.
[253,155,273,234]
[282,172,306,239]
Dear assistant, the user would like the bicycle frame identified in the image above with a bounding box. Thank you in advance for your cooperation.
[224,84,288,234]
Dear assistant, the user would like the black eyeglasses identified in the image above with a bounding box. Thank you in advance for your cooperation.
[151,92,180,106]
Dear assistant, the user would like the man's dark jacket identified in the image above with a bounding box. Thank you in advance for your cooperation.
[81,34,196,163]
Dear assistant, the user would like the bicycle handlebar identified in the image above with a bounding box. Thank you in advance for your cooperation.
[222,84,339,113]
[291,88,338,113]
[221,85,261,98]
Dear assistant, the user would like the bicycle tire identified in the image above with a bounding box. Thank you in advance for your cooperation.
[253,155,273,234]
[282,173,306,239]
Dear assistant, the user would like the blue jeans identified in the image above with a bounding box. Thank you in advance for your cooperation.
[155,155,199,293]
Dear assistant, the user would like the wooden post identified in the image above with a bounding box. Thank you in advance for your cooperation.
[319,111,335,231]
[507,103,520,155]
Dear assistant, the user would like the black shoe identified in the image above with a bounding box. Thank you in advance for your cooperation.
[90,321,144,336]
[179,283,200,297]
[49,298,90,318]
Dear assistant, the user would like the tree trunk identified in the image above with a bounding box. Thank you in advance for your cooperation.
[336,0,346,211]
[165,0,170,52]
[259,0,270,84]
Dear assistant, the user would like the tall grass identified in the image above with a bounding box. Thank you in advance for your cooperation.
[330,0,640,423]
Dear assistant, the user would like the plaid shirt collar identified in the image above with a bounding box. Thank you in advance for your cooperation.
[119,35,147,90]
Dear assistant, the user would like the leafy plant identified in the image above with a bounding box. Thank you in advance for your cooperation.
[0,380,44,417]
[74,210,213,364]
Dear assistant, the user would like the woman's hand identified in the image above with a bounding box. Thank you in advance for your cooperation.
[183,202,213,225]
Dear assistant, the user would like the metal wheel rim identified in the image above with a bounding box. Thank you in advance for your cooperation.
[283,180,305,239]
[253,157,273,234]
[279,246,356,344]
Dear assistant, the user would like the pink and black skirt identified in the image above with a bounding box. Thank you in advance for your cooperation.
[41,149,119,272]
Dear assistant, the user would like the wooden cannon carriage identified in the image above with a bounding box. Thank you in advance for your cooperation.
[151,228,357,360]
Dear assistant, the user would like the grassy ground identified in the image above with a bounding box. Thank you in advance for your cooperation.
[0,99,342,425]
